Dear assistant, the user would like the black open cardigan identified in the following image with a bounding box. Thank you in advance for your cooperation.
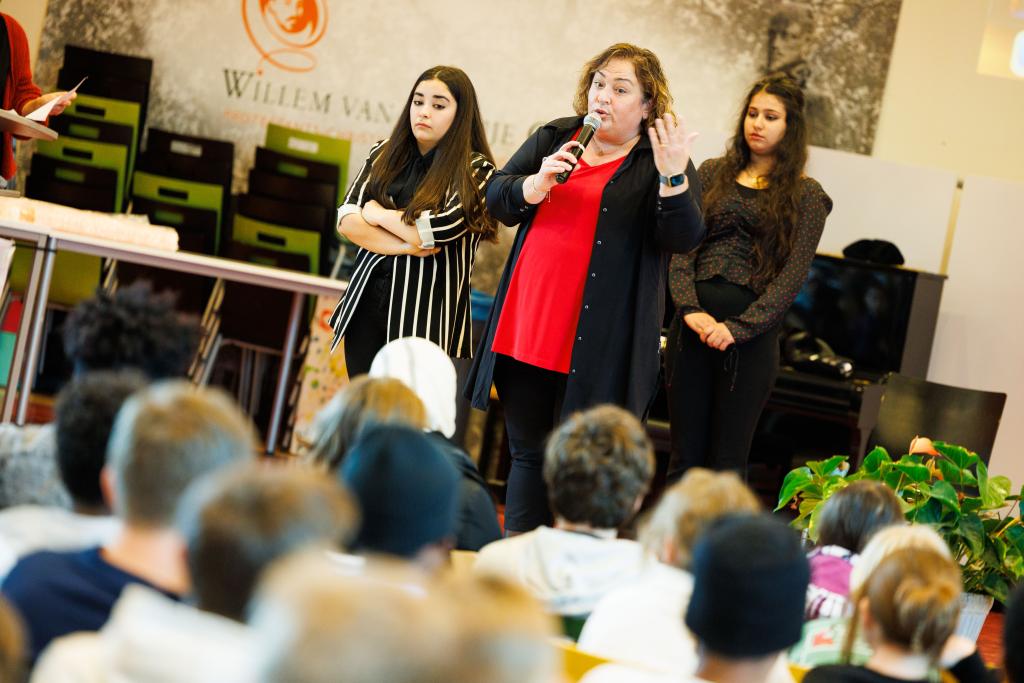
[466,116,706,419]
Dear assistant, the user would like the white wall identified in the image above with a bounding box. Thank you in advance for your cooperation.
[2,0,48,68]
[873,0,1024,184]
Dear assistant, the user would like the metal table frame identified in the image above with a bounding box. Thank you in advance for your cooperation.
[0,219,346,454]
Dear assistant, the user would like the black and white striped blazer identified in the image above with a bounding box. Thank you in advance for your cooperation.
[329,140,496,357]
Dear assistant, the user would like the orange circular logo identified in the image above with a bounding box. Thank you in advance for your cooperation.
[242,0,328,74]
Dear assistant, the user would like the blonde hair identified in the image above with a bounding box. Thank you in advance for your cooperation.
[572,43,673,124]
[106,381,256,526]
[251,552,451,683]
[842,525,952,661]
[639,468,761,569]
[307,376,427,471]
[436,574,558,683]
[849,524,948,596]
[0,597,24,683]
[852,548,962,663]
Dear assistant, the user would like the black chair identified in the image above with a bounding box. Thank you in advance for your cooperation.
[24,174,117,213]
[139,129,235,187]
[862,373,1007,466]
[254,147,339,186]
[247,168,337,208]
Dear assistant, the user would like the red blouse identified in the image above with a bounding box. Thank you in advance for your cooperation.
[1,14,42,181]
[491,154,625,373]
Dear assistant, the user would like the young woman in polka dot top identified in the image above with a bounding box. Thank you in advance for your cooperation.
[665,74,832,479]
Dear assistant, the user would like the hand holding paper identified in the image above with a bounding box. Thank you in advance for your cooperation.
[24,77,87,122]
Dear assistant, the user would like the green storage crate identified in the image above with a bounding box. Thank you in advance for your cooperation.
[132,171,225,252]
[65,94,141,191]
[35,137,128,211]
[265,124,350,203]
[231,215,319,275]
[9,248,102,308]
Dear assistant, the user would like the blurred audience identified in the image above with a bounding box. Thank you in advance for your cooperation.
[0,371,145,580]
[474,405,653,620]
[2,382,254,662]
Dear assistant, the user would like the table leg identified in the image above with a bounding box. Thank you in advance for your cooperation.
[1,239,52,423]
[15,242,56,425]
[265,291,304,455]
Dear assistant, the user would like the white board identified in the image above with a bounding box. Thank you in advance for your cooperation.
[928,174,1024,485]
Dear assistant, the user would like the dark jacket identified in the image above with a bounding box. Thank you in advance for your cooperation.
[427,432,502,551]
[466,116,705,419]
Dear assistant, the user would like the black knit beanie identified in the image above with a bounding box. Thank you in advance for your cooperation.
[685,514,809,658]
[340,424,460,559]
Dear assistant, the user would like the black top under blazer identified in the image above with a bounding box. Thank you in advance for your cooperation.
[466,116,706,419]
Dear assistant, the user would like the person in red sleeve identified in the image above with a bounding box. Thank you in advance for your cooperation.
[0,12,75,184]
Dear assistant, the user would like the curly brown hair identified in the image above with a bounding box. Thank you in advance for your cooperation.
[572,43,673,125]
[543,405,654,529]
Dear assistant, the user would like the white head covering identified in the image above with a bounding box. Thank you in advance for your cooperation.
[368,337,457,438]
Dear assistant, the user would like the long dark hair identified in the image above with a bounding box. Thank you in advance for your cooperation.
[367,66,497,241]
[703,75,808,290]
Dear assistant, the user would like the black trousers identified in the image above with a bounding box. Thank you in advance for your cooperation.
[665,278,779,481]
[343,270,391,379]
[492,354,566,533]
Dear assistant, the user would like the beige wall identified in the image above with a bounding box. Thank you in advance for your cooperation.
[3,0,48,68]
[873,0,1024,183]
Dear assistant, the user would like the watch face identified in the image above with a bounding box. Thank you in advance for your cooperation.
[661,174,686,186]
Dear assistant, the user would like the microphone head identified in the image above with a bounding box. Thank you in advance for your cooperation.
[583,113,603,130]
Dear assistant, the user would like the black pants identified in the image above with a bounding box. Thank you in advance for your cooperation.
[343,270,391,378]
[665,278,779,481]
[492,354,566,533]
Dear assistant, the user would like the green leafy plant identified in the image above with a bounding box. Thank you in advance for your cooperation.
[776,441,1024,604]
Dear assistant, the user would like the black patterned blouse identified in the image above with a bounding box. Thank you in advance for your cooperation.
[668,156,833,344]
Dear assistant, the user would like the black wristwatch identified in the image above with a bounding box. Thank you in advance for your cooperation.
[659,172,687,187]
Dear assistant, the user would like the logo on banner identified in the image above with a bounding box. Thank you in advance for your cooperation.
[242,0,328,74]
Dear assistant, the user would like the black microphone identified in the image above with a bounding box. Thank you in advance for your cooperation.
[555,113,603,184]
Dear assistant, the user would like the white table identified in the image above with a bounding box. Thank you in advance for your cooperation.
[1,219,347,453]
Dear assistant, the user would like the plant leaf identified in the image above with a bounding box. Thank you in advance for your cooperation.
[936,459,977,487]
[982,573,1010,604]
[775,468,813,511]
[935,441,980,469]
[894,463,931,483]
[929,480,962,514]
[807,456,848,479]
[978,461,1012,509]
[861,446,890,475]
[957,514,987,557]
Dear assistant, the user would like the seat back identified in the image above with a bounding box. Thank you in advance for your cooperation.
[867,373,1006,463]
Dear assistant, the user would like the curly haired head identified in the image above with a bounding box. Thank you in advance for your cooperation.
[573,43,673,124]
[62,282,201,379]
[543,405,654,529]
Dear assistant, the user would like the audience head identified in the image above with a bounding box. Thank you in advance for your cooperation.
[104,381,256,527]
[175,463,358,621]
[437,574,559,683]
[339,425,459,569]
[62,281,201,379]
[854,547,961,663]
[0,597,24,683]
[1005,584,1024,682]
[685,514,809,660]
[308,376,427,471]
[544,405,654,530]
[640,468,761,570]
[250,552,450,683]
[369,337,457,438]
[815,480,904,553]
[55,370,148,513]
[849,523,950,597]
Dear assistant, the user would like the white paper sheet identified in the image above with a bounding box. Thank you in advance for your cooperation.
[25,77,87,122]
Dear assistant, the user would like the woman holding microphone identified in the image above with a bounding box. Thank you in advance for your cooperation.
[467,43,705,534]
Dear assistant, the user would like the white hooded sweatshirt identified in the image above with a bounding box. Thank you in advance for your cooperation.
[473,526,648,616]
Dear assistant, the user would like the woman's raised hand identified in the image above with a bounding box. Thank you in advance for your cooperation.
[648,112,698,184]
